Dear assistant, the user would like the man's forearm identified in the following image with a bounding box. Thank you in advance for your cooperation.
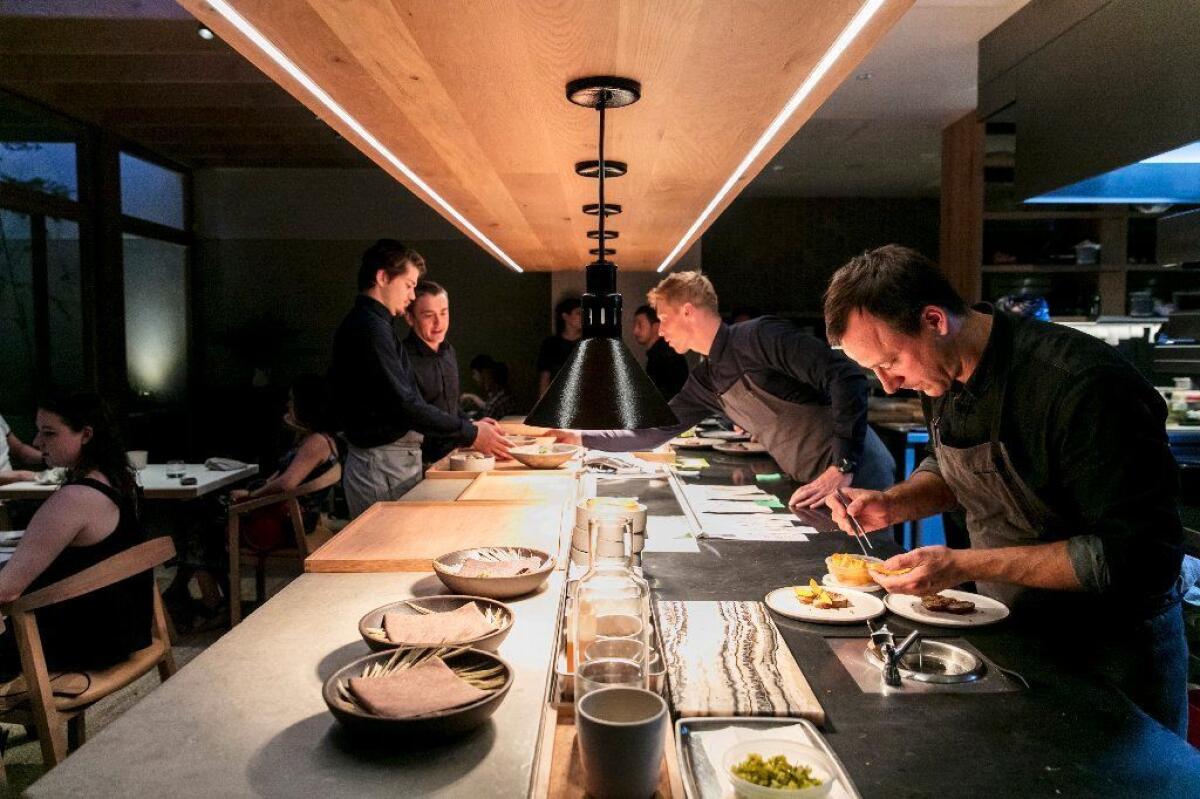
[883,471,958,524]
[956,540,1083,591]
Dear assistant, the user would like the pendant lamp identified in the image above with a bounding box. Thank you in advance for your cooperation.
[524,77,679,430]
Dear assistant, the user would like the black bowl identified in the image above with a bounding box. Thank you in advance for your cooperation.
[358,595,514,652]
[323,648,513,740]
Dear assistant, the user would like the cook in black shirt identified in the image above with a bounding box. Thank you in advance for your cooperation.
[824,245,1186,736]
[329,240,509,516]
[632,304,689,400]
[536,296,582,398]
[402,280,466,465]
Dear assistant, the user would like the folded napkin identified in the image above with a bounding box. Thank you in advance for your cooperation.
[204,457,249,471]
[383,602,495,644]
[348,656,489,718]
[457,556,543,578]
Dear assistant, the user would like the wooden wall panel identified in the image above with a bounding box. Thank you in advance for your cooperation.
[939,111,984,303]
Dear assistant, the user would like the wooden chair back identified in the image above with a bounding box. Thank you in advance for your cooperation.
[0,536,177,773]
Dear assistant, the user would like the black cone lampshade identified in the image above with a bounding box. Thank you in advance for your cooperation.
[525,77,678,431]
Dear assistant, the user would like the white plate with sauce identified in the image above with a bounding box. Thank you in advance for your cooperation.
[883,589,1010,628]
[765,585,885,625]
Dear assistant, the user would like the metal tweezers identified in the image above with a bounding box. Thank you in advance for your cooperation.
[834,488,873,556]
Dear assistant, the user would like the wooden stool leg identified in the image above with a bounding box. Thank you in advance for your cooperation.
[227,515,242,627]
[255,557,267,606]
[11,614,67,767]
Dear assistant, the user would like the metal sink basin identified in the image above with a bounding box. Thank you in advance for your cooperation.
[865,639,986,684]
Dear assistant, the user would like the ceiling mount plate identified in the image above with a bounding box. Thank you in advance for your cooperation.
[583,203,622,217]
[566,77,642,109]
[575,160,627,179]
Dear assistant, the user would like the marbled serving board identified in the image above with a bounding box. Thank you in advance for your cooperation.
[656,600,825,725]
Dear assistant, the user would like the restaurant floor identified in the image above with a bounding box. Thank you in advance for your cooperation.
[0,564,294,797]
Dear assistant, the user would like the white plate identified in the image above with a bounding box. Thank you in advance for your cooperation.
[712,441,767,455]
[0,530,24,545]
[670,437,720,449]
[765,585,885,625]
[822,573,883,593]
[706,430,751,441]
[882,589,1010,628]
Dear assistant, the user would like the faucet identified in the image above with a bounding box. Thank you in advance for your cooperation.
[868,622,922,687]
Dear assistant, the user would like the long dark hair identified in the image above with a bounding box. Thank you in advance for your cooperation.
[290,374,336,435]
[39,392,138,506]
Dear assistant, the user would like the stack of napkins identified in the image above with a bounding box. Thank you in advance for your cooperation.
[382,602,494,644]
[349,656,489,718]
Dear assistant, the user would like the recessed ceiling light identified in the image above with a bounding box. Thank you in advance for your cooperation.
[657,0,890,272]
[771,164,785,172]
[197,24,215,40]
[200,0,524,273]
[855,72,873,81]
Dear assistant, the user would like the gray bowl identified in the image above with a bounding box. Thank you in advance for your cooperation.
[323,648,512,740]
[358,595,514,653]
[433,547,555,599]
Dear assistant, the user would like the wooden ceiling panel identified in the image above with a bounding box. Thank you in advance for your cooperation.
[179,0,912,271]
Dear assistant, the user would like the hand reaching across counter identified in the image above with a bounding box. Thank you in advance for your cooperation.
[788,465,852,509]
[546,429,582,446]
[472,419,513,459]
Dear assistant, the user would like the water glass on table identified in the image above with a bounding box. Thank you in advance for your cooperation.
[165,460,186,479]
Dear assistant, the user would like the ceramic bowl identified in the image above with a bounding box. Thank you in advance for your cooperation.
[722,739,836,798]
[448,450,495,472]
[358,595,514,653]
[323,648,512,740]
[507,443,581,469]
[824,554,883,588]
[433,547,555,599]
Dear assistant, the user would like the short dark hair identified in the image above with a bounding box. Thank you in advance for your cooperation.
[824,245,967,344]
[469,353,495,372]
[413,280,447,301]
[634,304,658,324]
[554,296,582,335]
[357,239,425,291]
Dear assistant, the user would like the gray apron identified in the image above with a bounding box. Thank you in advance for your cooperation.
[929,360,1189,735]
[929,359,1064,611]
[719,374,894,489]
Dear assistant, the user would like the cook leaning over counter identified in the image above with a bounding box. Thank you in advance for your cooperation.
[553,271,895,503]
[823,245,1187,737]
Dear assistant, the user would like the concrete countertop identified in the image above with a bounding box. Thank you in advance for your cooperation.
[28,571,563,799]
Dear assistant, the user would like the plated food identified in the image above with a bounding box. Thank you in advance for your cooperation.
[921,593,976,615]
[882,589,1010,628]
[764,583,885,624]
[324,646,512,738]
[868,564,914,577]
[448,450,495,472]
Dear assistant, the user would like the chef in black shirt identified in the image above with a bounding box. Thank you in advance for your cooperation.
[557,272,895,501]
[536,296,582,397]
[632,304,689,400]
[402,280,465,465]
[823,244,1186,736]
[329,240,509,516]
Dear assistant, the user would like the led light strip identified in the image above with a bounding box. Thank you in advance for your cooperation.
[203,0,524,273]
[656,0,889,272]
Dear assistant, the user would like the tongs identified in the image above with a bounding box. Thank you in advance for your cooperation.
[834,488,873,556]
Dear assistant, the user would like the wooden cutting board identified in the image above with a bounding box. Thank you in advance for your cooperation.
[305,501,563,572]
[425,443,582,478]
[456,472,578,505]
[656,600,825,725]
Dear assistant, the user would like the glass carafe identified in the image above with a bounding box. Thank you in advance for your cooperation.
[572,518,651,701]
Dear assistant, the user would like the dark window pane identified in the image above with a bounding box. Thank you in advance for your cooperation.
[0,209,36,433]
[120,152,185,230]
[0,142,78,200]
[47,217,84,390]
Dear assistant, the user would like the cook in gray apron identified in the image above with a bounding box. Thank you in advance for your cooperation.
[929,359,1187,735]
[720,373,894,490]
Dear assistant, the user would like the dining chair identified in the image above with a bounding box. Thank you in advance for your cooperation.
[226,463,343,626]
[0,536,177,778]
